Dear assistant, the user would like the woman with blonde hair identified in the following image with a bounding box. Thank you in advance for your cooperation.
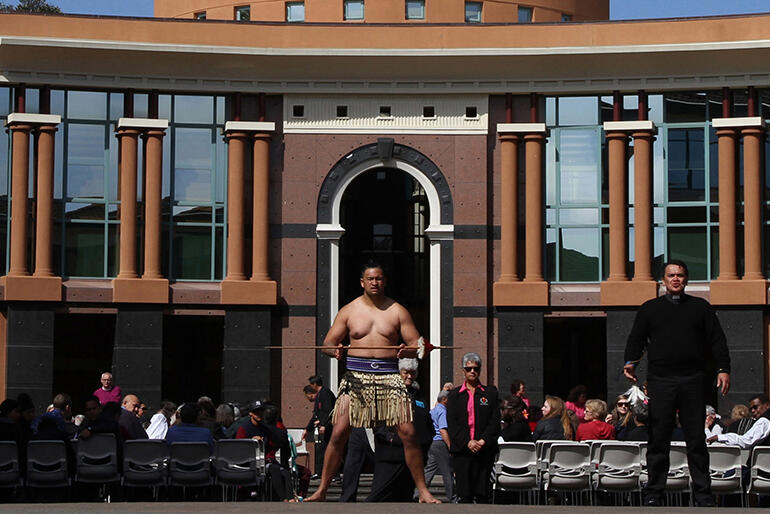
[533,395,573,441]
[606,394,633,439]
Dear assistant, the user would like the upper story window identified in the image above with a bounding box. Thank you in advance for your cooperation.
[235,5,250,21]
[465,2,482,23]
[344,0,365,20]
[286,1,305,22]
[194,11,206,20]
[405,0,424,20]
[518,6,533,23]
[561,13,572,22]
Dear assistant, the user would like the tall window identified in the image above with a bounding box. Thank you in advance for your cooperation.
[235,5,250,21]
[465,1,481,23]
[405,0,424,20]
[286,1,305,22]
[518,6,533,23]
[344,0,364,20]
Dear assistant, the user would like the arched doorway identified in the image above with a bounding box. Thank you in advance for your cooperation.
[339,168,430,392]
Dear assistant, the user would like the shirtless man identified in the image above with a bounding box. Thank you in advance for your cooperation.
[306,261,440,503]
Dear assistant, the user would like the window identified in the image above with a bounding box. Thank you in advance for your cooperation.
[465,106,478,118]
[234,5,250,21]
[561,13,572,22]
[194,11,206,20]
[465,1,481,23]
[286,2,305,22]
[518,6,533,23]
[344,0,364,20]
[336,105,348,118]
[405,0,424,20]
[292,105,304,117]
[422,106,435,118]
[378,105,392,117]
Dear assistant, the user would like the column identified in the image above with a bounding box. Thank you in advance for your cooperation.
[716,127,738,280]
[220,121,277,305]
[524,132,545,283]
[112,118,170,303]
[497,132,519,282]
[742,125,764,280]
[600,121,658,305]
[2,113,62,301]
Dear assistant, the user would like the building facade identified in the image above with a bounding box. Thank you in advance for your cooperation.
[0,2,767,430]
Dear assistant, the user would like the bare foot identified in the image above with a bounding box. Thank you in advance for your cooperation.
[304,489,327,502]
[418,490,441,503]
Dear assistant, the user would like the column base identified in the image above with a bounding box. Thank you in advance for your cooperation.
[221,279,277,305]
[113,278,169,303]
[0,275,62,301]
[710,279,767,305]
[600,280,658,306]
[493,280,549,306]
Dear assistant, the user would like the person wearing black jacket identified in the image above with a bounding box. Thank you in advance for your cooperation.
[624,260,731,508]
[305,375,336,477]
[446,352,500,504]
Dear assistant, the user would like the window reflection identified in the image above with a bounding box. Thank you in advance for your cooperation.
[67,91,107,120]
[558,97,598,126]
[65,223,104,277]
[559,228,599,281]
[559,129,599,204]
[668,128,705,202]
[174,95,213,124]
[667,226,707,280]
[173,225,212,280]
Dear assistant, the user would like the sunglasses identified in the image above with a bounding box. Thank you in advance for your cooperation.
[750,404,760,411]
[463,366,480,372]
[617,402,630,407]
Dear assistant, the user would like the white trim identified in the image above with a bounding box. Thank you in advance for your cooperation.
[5,113,60,125]
[497,122,547,134]
[711,116,765,129]
[603,120,656,131]
[117,117,169,129]
[321,156,449,397]
[284,128,487,135]
[224,121,276,132]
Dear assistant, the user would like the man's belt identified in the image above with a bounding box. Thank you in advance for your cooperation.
[346,356,399,373]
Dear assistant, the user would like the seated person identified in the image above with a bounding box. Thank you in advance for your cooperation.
[77,395,121,441]
[620,403,649,442]
[710,394,770,451]
[165,403,215,454]
[499,395,532,443]
[533,396,572,441]
[575,399,615,441]
[704,405,723,438]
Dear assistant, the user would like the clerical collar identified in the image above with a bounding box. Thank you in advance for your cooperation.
[665,293,683,304]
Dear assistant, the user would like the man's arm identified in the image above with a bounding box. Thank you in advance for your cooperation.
[397,305,421,358]
[623,305,651,382]
[322,306,350,358]
[714,417,770,450]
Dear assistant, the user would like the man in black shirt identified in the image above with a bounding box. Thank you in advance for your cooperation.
[624,260,730,507]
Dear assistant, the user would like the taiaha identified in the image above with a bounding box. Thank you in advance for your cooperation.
[265,337,450,359]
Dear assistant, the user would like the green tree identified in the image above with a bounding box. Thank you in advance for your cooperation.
[0,0,61,13]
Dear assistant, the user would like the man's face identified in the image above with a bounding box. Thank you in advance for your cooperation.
[463,360,481,383]
[137,404,148,418]
[249,410,263,425]
[400,368,416,387]
[749,398,770,419]
[123,396,140,413]
[101,373,113,389]
[304,392,316,403]
[84,400,102,421]
[360,267,386,297]
[662,264,687,295]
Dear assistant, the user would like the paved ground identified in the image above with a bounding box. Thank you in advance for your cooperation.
[0,504,744,513]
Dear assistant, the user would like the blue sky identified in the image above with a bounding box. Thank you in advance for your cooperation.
[19,0,770,18]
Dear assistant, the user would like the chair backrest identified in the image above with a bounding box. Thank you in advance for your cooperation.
[597,442,640,472]
[669,442,689,472]
[0,441,19,484]
[589,440,602,465]
[497,442,537,470]
[708,445,741,473]
[124,439,169,466]
[639,442,647,466]
[214,439,259,470]
[548,442,590,471]
[286,429,307,453]
[169,442,211,468]
[77,433,117,460]
[27,440,67,467]
[751,446,770,472]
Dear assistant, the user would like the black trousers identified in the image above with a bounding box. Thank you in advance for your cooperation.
[452,448,495,503]
[366,459,414,502]
[339,428,374,502]
[646,372,711,502]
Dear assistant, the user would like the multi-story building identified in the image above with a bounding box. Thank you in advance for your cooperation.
[0,1,767,432]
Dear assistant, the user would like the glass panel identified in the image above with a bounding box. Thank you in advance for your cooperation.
[51,89,65,116]
[518,7,532,22]
[25,89,39,114]
[67,165,104,199]
[667,226,707,280]
[67,91,107,120]
[287,1,305,22]
[0,87,9,116]
[405,0,424,19]
[108,223,119,277]
[668,128,705,202]
[545,208,556,225]
[545,138,556,204]
[216,136,226,203]
[173,205,212,223]
[108,123,118,201]
[109,92,124,120]
[465,1,481,22]
[545,97,556,126]
[665,92,707,123]
[159,94,172,120]
[216,96,225,125]
[65,202,104,221]
[135,94,149,119]
[65,223,104,277]
[709,127,719,203]
[653,135,665,204]
[545,228,556,281]
[344,0,365,20]
[558,208,599,225]
[710,226,719,280]
[558,97,598,126]
[559,129,599,204]
[67,124,105,165]
[235,5,250,21]
[174,128,213,202]
[666,206,706,223]
[173,225,211,280]
[215,226,224,280]
[559,228,599,281]
[174,96,214,124]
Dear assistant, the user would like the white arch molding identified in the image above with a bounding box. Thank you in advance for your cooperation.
[316,157,453,405]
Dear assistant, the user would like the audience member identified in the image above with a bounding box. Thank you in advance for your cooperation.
[704,405,723,438]
[565,385,588,423]
[77,395,121,441]
[262,403,293,501]
[197,396,219,435]
[31,393,75,438]
[119,394,148,440]
[710,394,770,450]
[339,427,374,502]
[533,395,572,441]
[447,352,500,504]
[621,403,650,442]
[304,375,336,479]
[576,399,615,441]
[16,393,35,443]
[606,394,633,440]
[213,403,235,440]
[236,400,269,441]
[421,390,455,502]
[726,403,754,435]
[146,400,177,440]
[165,402,215,454]
[499,395,532,443]
[0,399,21,443]
[93,372,122,405]
[442,382,454,392]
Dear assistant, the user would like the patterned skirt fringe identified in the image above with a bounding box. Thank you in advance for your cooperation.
[332,370,413,428]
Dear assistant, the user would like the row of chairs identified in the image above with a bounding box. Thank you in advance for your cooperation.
[0,435,267,502]
[493,440,770,507]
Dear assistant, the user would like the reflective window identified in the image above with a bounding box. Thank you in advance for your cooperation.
[67,91,107,120]
[344,0,364,20]
[235,5,250,21]
[286,1,304,22]
[518,6,532,23]
[559,129,600,204]
[465,1,481,23]
[405,0,424,19]
[667,128,705,202]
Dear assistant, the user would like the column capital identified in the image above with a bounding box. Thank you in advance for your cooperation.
[117,118,169,130]
[712,116,765,129]
[741,126,765,137]
[34,124,59,135]
[6,113,61,127]
[225,130,250,142]
[141,128,167,139]
[603,120,656,133]
[253,132,272,142]
[225,121,275,133]
[498,133,520,143]
[604,130,630,142]
[316,224,345,240]
[115,127,142,137]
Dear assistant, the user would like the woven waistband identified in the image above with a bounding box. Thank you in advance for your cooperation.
[346,357,399,373]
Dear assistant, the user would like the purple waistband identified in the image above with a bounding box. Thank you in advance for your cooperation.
[346,357,399,373]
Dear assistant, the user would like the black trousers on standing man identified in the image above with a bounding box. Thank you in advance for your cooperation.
[646,372,711,503]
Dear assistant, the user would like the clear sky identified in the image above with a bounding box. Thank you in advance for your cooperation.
[20,0,770,19]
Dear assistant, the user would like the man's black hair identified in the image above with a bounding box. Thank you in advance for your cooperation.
[303,384,316,395]
[0,399,18,417]
[750,394,770,405]
[52,393,72,411]
[662,259,689,278]
[308,375,323,387]
[263,404,279,425]
[83,395,100,407]
[360,259,385,278]
[179,402,200,424]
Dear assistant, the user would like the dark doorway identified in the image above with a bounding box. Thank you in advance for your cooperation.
[162,315,224,404]
[339,168,430,392]
[53,313,116,411]
[543,317,607,401]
